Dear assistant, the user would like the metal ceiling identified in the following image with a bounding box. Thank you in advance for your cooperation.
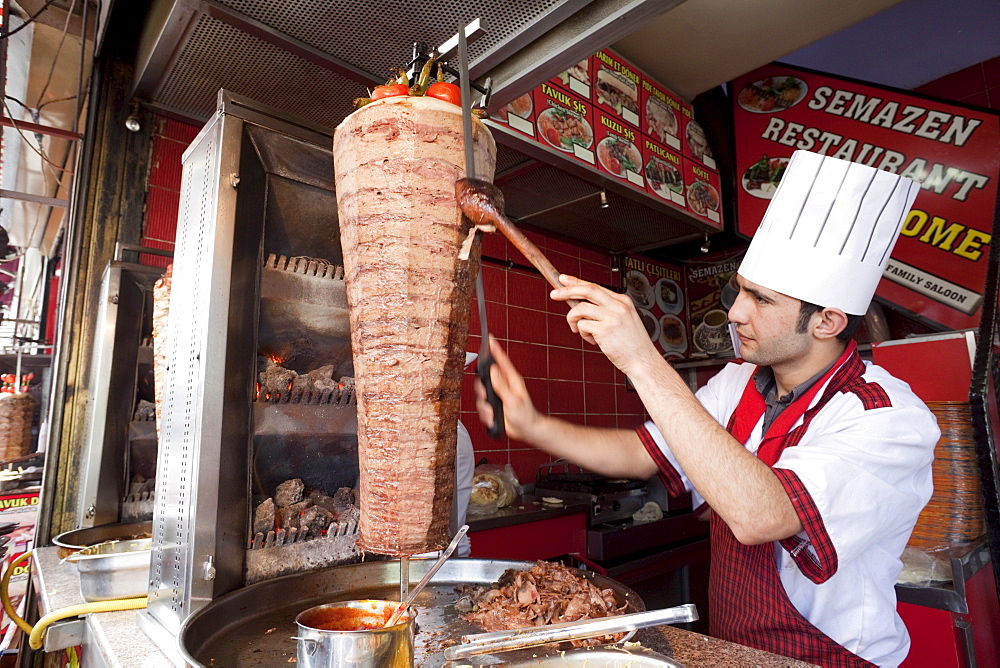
[129,0,712,253]
[124,0,938,255]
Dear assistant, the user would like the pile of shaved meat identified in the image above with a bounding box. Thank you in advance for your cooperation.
[456,561,630,647]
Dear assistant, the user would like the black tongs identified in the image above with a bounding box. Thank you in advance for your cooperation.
[458,26,503,438]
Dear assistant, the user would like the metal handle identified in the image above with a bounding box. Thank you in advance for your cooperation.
[477,325,504,439]
[442,604,698,660]
[292,637,318,656]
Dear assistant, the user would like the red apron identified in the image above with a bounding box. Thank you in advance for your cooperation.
[710,342,877,667]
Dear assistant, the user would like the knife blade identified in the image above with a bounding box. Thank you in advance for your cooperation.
[458,25,503,438]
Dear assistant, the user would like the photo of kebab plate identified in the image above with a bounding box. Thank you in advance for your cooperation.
[597,136,641,179]
[334,56,496,556]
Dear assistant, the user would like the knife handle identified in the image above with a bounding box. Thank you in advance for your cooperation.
[477,355,505,439]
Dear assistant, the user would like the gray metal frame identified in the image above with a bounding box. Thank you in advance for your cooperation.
[77,262,164,528]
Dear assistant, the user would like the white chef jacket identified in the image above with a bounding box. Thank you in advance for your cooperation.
[642,357,938,666]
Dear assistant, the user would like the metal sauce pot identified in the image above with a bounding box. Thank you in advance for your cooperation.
[294,600,413,668]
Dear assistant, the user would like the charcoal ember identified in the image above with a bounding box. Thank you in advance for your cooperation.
[275,479,305,507]
[300,505,335,536]
[332,487,357,513]
[307,365,335,382]
[258,358,297,396]
[278,500,311,530]
[337,505,360,525]
[308,490,340,517]
[289,374,315,401]
[134,399,156,422]
[254,498,276,535]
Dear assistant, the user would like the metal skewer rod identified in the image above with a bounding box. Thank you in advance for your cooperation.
[399,555,409,603]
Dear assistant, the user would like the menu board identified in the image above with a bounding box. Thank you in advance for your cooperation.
[732,63,1000,331]
[594,49,642,128]
[532,83,596,167]
[641,77,687,152]
[623,255,689,360]
[642,136,685,207]
[685,252,744,357]
[487,52,724,229]
[549,58,593,100]
[595,109,644,187]
[493,92,535,138]
[682,158,723,226]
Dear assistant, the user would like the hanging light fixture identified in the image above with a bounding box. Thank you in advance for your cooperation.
[700,233,711,254]
[599,190,609,208]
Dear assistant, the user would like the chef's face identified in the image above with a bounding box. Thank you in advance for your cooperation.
[727,274,812,367]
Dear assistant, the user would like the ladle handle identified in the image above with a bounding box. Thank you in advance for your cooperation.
[384,525,470,627]
[492,215,581,308]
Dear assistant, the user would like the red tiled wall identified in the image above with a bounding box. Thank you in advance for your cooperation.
[139,117,200,267]
[461,231,644,483]
[139,114,638,485]
[913,56,1000,110]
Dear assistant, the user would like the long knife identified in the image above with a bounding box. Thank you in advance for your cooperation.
[458,25,504,438]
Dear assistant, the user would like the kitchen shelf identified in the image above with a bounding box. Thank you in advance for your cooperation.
[488,122,720,255]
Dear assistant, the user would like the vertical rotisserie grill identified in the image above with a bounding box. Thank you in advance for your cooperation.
[139,92,369,651]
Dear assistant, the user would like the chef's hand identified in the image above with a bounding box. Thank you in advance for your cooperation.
[474,337,540,442]
[550,274,661,376]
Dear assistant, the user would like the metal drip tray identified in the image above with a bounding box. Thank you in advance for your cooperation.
[178,559,644,666]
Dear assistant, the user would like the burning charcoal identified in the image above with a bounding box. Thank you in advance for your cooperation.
[134,399,156,422]
[278,500,311,530]
[338,505,360,525]
[258,358,297,397]
[307,365,336,382]
[254,498,276,535]
[275,479,305,508]
[332,487,357,514]
[291,374,315,394]
[300,505,335,537]
[308,490,340,517]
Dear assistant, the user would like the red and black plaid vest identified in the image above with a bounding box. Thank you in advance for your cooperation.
[710,341,878,667]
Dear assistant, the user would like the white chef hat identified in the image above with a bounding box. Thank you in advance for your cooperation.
[738,150,920,315]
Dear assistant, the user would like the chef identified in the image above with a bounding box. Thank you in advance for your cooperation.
[476,150,939,667]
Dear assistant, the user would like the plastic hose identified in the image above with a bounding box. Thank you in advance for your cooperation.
[27,596,148,650]
[1,550,149,651]
[1,550,33,633]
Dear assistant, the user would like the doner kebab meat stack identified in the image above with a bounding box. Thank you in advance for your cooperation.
[334,88,496,555]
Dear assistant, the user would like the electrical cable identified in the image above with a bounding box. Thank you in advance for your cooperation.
[2,97,75,175]
[34,0,77,108]
[0,0,60,40]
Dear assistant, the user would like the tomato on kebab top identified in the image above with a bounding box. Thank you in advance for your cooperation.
[354,56,482,116]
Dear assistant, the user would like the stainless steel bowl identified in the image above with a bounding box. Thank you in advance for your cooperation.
[53,521,153,558]
[63,538,152,601]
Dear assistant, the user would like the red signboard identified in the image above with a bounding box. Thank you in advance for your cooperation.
[549,57,593,100]
[594,109,644,188]
[532,83,597,168]
[732,63,1000,331]
[623,255,689,360]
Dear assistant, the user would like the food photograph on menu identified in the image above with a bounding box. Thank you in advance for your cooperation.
[737,75,809,113]
[536,106,593,153]
[741,155,789,199]
[624,258,689,360]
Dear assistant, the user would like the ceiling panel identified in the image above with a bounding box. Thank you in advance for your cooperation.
[611,0,907,100]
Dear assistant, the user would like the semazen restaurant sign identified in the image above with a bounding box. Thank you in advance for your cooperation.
[731,63,1000,331]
